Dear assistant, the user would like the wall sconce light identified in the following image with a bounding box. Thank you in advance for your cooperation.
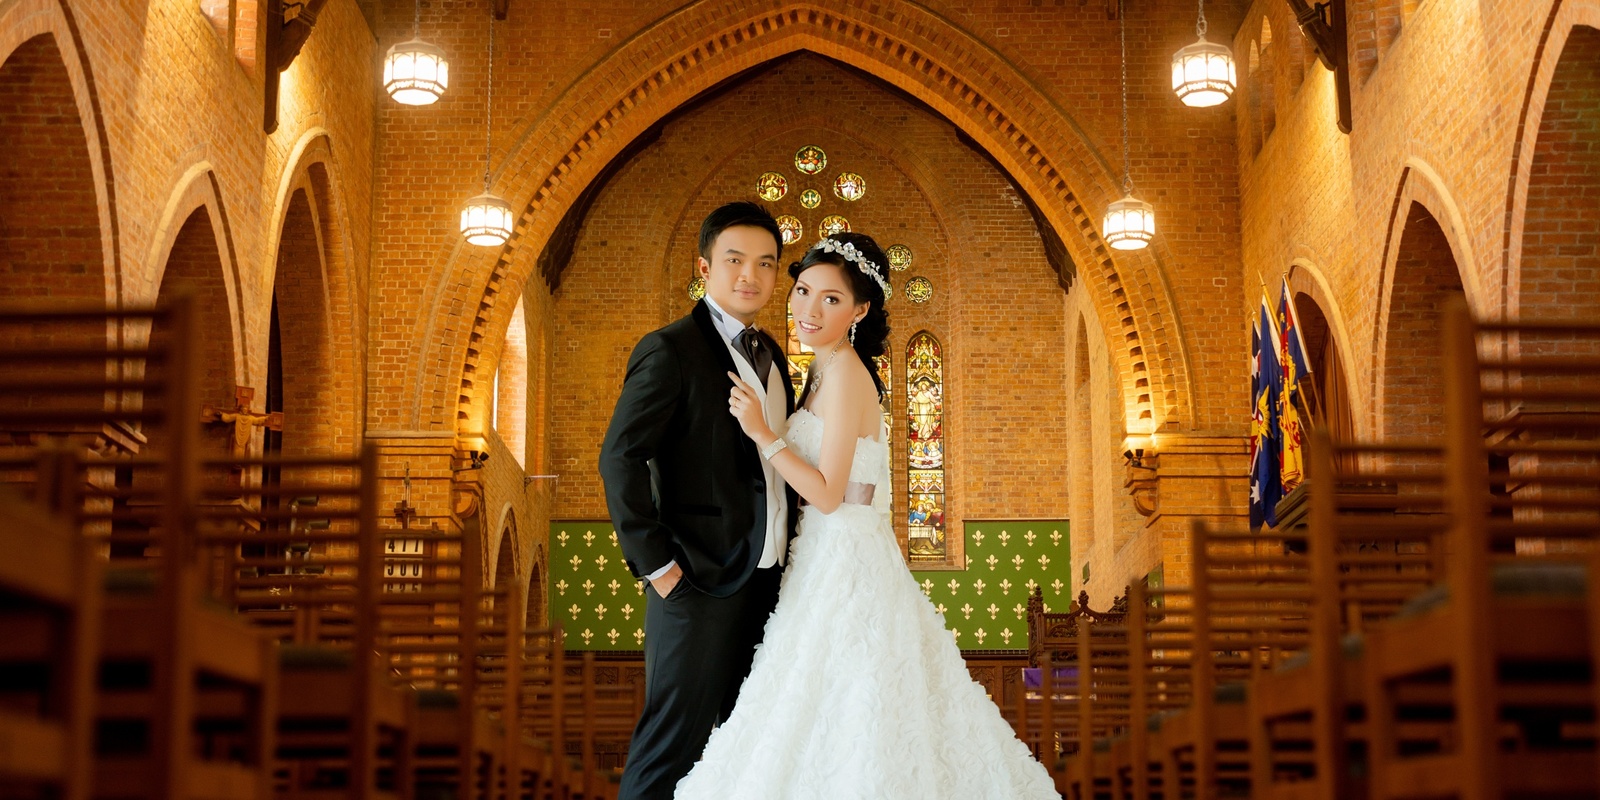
[1122,435,1159,517]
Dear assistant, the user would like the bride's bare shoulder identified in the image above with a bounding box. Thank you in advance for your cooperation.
[816,357,879,439]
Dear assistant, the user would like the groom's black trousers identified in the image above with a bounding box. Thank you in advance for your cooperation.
[616,565,783,800]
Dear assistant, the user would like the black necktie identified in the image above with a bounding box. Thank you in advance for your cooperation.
[737,328,773,386]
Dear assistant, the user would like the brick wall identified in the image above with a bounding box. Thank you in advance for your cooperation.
[7,0,1593,611]
[0,33,104,303]
[543,54,1070,562]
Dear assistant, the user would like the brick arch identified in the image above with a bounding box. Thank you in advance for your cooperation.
[1504,3,1600,319]
[418,1,1189,444]
[142,165,246,372]
[491,505,517,590]
[1284,262,1360,444]
[0,17,117,307]
[1285,260,1367,435]
[266,133,363,455]
[149,205,242,454]
[1069,313,1098,555]
[1373,200,1468,442]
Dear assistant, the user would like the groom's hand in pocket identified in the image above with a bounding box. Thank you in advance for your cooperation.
[650,562,684,598]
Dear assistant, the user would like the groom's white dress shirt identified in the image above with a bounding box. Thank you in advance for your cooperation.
[645,295,789,582]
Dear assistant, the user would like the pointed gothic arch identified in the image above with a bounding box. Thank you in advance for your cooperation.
[404,1,1193,445]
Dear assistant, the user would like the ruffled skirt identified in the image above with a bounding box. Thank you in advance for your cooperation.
[673,504,1058,799]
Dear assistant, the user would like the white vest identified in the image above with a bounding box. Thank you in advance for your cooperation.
[722,336,790,568]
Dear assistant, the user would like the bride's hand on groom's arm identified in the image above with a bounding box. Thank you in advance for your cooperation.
[726,373,776,446]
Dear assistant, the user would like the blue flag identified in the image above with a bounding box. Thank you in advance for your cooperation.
[1250,294,1283,529]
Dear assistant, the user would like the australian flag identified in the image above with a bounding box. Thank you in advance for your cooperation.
[1250,294,1283,529]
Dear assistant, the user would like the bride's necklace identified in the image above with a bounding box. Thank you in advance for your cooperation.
[808,341,846,394]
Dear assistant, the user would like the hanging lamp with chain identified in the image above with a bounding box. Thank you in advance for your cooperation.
[383,0,449,105]
[1171,0,1237,107]
[461,7,513,246]
[1103,0,1156,251]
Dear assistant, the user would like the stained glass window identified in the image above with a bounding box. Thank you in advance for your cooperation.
[775,215,803,246]
[833,172,866,201]
[906,276,933,304]
[756,172,788,202]
[819,215,850,238]
[800,189,822,209]
[886,244,913,271]
[785,302,815,402]
[687,275,706,302]
[794,145,827,175]
[906,332,945,562]
[875,354,892,435]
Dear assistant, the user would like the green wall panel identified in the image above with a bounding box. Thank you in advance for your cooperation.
[550,519,1071,652]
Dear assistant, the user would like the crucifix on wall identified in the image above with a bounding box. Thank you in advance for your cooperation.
[202,386,283,457]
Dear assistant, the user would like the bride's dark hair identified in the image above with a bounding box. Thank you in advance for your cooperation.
[788,231,892,400]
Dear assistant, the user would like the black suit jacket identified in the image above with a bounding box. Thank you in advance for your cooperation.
[599,301,796,598]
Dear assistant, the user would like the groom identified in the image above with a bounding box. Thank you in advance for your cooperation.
[600,201,796,800]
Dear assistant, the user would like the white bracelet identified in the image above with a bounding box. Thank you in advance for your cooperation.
[760,437,789,460]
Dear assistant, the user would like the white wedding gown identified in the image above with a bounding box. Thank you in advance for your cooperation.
[674,408,1058,799]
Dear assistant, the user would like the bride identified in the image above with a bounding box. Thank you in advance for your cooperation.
[674,233,1058,798]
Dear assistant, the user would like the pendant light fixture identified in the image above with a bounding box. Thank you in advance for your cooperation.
[1171,0,1237,107]
[461,8,513,247]
[1103,0,1156,251]
[384,0,449,105]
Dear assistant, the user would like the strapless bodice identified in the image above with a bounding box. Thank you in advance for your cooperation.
[784,408,889,488]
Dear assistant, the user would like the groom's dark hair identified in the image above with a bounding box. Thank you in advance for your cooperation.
[698,201,784,261]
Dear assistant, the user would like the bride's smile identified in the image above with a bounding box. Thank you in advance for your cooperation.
[789,262,864,349]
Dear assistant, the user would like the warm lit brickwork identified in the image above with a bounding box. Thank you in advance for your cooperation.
[0,33,104,303]
[4,0,1592,619]
[543,54,1071,566]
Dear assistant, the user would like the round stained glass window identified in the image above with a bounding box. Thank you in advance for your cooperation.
[794,145,827,175]
[833,172,866,201]
[799,189,822,209]
[688,276,706,302]
[886,244,913,271]
[819,215,850,238]
[882,279,893,301]
[776,215,803,246]
[756,172,787,202]
[906,276,933,304]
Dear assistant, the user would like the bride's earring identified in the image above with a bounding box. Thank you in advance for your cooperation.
[849,321,858,346]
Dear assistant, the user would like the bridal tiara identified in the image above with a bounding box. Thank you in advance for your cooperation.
[810,238,890,297]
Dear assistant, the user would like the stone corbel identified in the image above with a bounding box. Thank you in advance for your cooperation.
[1124,456,1161,517]
[451,439,488,520]
[263,0,330,133]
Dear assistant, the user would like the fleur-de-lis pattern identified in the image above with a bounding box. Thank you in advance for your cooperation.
[554,521,1070,652]
[554,522,645,651]
[912,523,1070,651]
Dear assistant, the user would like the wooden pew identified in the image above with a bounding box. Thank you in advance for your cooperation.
[518,627,631,800]
[1360,302,1600,799]
[1024,592,1126,790]
[375,515,498,800]
[1059,612,1132,800]
[196,446,410,799]
[0,297,280,800]
[0,446,101,800]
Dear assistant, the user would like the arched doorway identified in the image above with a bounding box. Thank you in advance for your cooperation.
[1380,203,1467,443]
